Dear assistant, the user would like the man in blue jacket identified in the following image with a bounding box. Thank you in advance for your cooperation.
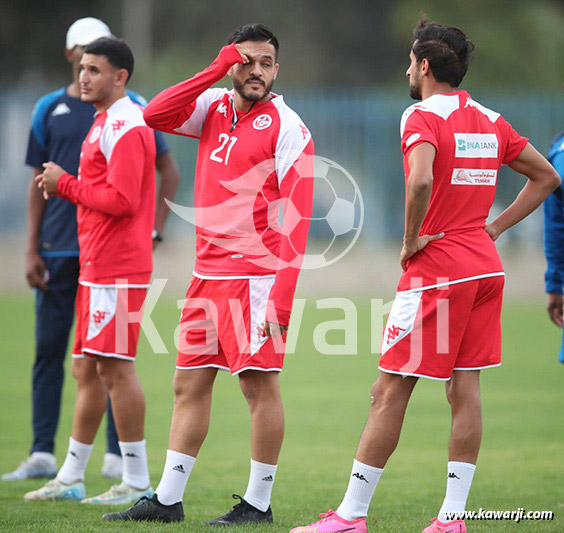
[544,130,564,363]
[3,18,180,481]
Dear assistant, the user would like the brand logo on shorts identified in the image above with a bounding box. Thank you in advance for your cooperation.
[253,114,272,130]
[454,133,498,158]
[387,324,406,344]
[93,310,108,325]
[451,168,497,186]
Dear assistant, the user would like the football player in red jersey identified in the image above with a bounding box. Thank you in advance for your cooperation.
[291,15,560,533]
[103,24,314,526]
[26,38,157,506]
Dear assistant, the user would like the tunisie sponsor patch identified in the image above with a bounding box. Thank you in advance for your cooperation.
[451,168,498,186]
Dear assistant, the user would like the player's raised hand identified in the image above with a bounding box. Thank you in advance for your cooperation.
[234,44,252,64]
[547,293,564,327]
[400,232,444,271]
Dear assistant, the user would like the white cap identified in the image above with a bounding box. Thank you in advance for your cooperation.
[66,17,112,49]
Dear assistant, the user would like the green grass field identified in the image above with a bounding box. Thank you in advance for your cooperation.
[0,292,562,532]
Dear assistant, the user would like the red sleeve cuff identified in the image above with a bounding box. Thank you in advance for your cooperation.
[504,137,529,165]
[218,43,245,67]
[56,172,75,197]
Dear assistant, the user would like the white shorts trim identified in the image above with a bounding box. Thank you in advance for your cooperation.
[79,281,150,289]
[378,366,450,381]
[232,366,282,375]
[193,271,276,281]
[175,364,230,372]
[82,348,136,361]
[398,272,505,294]
[249,277,275,356]
[381,290,423,355]
[453,363,502,371]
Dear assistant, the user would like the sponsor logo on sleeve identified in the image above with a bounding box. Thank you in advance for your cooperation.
[454,133,498,158]
[451,168,497,186]
[253,114,272,130]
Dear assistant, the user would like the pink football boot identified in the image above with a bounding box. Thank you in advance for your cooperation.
[290,510,367,532]
[422,517,467,532]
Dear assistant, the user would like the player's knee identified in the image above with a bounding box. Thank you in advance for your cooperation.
[71,358,94,383]
[172,372,192,399]
[96,360,123,390]
[369,382,379,407]
[369,377,392,409]
[96,363,113,389]
[445,381,456,405]
[240,380,259,406]
[369,379,401,412]
[71,359,82,382]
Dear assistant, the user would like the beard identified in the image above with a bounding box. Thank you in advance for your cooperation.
[80,84,113,104]
[409,73,422,100]
[233,76,274,102]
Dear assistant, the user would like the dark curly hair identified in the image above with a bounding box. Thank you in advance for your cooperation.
[412,13,474,87]
[228,24,279,57]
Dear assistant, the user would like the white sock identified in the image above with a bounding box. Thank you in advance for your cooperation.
[119,440,151,490]
[243,459,278,512]
[438,461,476,522]
[155,449,197,505]
[57,438,93,484]
[337,459,383,521]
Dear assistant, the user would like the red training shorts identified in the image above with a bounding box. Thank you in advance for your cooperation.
[379,274,504,380]
[176,276,286,375]
[72,283,147,361]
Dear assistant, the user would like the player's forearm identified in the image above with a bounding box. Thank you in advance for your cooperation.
[57,173,136,217]
[267,268,301,327]
[268,233,309,326]
[403,172,433,244]
[490,178,560,238]
[144,44,243,132]
[26,169,46,254]
[268,166,314,326]
[154,153,181,234]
